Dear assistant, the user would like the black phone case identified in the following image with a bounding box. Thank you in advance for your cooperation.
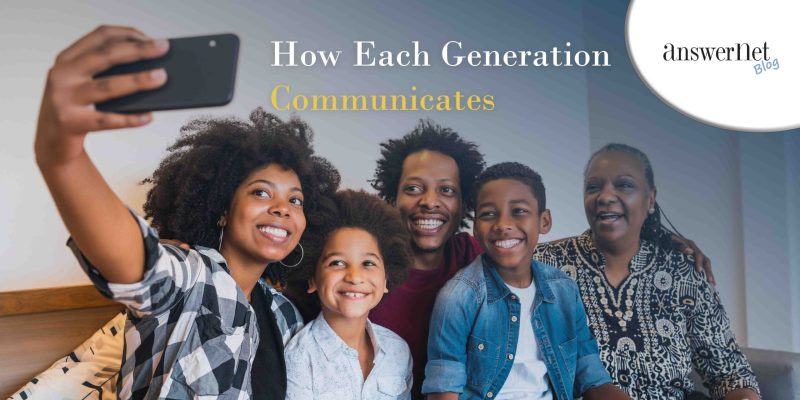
[95,33,239,113]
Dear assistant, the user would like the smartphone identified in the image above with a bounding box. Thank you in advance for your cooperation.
[95,33,239,113]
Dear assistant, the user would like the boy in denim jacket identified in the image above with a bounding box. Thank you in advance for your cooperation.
[423,163,629,400]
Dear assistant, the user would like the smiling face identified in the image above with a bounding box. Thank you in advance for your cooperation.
[474,179,551,272]
[583,151,655,250]
[395,150,461,254]
[221,163,306,268]
[308,227,388,321]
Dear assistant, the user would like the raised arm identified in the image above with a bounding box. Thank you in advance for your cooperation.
[35,26,168,284]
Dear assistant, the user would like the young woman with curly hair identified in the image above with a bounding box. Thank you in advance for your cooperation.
[34,26,338,400]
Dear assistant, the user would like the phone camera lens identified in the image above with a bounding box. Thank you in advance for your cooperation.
[209,40,217,48]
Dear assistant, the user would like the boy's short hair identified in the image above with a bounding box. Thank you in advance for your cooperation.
[285,190,413,320]
[370,120,485,228]
[474,162,547,213]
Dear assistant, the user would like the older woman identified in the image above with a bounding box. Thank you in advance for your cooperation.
[535,144,759,400]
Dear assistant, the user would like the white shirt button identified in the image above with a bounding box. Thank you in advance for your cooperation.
[508,353,514,360]
[511,315,518,322]
[510,295,517,300]
[487,391,494,398]
[478,343,485,351]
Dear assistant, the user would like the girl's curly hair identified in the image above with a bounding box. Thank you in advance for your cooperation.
[142,108,340,258]
[284,190,412,321]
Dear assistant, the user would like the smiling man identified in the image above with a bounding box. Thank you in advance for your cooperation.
[369,120,485,399]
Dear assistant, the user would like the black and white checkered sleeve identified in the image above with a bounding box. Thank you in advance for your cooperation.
[268,286,304,345]
[68,208,204,318]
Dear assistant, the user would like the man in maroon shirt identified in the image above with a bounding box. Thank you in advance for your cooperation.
[369,120,486,399]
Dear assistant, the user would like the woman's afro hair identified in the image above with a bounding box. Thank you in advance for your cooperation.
[142,108,340,253]
[284,190,413,321]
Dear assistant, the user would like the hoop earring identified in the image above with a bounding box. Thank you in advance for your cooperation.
[280,243,304,268]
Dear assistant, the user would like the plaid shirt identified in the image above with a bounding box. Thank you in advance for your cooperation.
[69,211,303,400]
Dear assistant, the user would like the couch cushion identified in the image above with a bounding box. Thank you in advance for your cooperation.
[9,312,125,400]
[689,347,799,399]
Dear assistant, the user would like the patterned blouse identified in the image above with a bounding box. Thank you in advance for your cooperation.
[534,231,759,399]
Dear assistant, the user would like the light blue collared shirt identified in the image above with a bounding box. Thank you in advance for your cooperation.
[285,313,413,400]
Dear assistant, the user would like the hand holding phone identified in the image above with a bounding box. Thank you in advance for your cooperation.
[95,33,239,113]
[35,27,240,168]
[35,26,170,168]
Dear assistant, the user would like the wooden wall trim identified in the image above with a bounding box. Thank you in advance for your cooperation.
[0,285,116,317]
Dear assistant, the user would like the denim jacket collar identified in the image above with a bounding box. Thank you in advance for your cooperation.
[481,254,556,304]
[423,255,613,399]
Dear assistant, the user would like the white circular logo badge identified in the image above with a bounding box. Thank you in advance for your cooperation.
[626,1,800,132]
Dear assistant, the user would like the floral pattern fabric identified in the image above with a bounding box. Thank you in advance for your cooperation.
[534,231,759,399]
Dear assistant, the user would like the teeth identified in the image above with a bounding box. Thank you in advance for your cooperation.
[414,219,444,229]
[259,226,287,238]
[342,292,366,298]
[599,213,621,220]
[495,239,521,249]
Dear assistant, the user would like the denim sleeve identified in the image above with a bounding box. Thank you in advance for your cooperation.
[422,277,476,395]
[571,282,613,395]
